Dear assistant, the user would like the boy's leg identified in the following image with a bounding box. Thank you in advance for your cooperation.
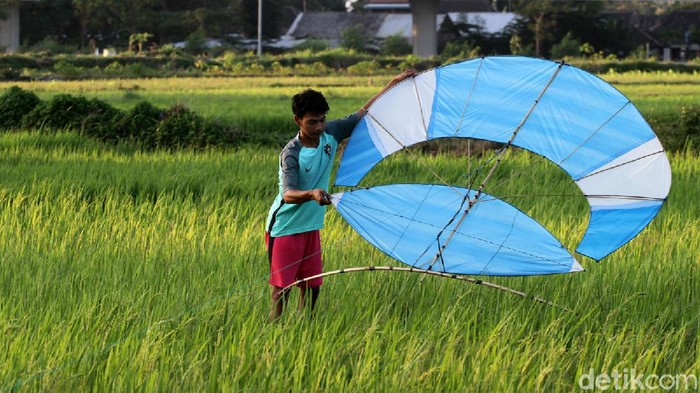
[270,285,291,321]
[299,286,320,314]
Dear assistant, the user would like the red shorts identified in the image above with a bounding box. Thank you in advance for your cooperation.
[266,230,323,288]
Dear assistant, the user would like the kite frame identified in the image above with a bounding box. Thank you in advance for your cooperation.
[282,265,574,312]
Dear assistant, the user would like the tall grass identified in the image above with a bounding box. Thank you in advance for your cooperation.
[0,131,697,391]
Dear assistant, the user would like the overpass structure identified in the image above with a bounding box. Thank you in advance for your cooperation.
[410,0,440,58]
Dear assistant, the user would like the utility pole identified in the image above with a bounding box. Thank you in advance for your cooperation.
[257,0,262,56]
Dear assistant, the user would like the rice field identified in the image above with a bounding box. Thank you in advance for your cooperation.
[0,72,698,392]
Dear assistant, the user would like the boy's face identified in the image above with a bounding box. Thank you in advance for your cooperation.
[295,112,327,142]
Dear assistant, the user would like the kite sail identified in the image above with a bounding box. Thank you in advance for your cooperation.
[331,56,671,276]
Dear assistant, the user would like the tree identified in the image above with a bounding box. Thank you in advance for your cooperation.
[128,32,153,53]
[549,31,580,59]
[514,0,556,57]
[20,0,81,48]
[72,0,102,49]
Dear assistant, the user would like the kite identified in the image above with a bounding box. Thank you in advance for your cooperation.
[288,56,672,307]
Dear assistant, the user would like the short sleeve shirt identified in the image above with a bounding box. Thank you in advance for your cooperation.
[265,113,360,237]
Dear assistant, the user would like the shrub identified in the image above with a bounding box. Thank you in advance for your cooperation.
[440,41,481,63]
[52,60,83,77]
[24,36,77,55]
[381,35,412,56]
[294,38,329,53]
[0,86,41,129]
[679,104,700,148]
[0,67,21,81]
[341,24,368,51]
[22,94,121,137]
[347,60,379,76]
[111,101,164,146]
[155,104,231,149]
[185,29,207,55]
[550,32,581,60]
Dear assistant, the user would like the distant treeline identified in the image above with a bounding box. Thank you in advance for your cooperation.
[2,51,700,82]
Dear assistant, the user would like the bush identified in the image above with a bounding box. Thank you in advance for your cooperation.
[111,101,164,145]
[155,104,232,149]
[381,35,412,56]
[294,38,329,53]
[0,86,41,129]
[341,24,368,51]
[440,41,481,63]
[550,32,581,60]
[23,36,77,55]
[22,94,121,137]
[347,60,379,76]
[679,104,700,148]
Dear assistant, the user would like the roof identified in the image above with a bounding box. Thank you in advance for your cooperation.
[364,0,492,12]
[274,10,515,49]
[447,12,519,34]
[287,11,385,40]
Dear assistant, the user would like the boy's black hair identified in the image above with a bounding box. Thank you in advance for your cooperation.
[291,89,330,118]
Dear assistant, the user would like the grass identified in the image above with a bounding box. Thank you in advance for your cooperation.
[0,128,697,391]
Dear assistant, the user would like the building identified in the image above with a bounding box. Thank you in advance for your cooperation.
[274,4,516,55]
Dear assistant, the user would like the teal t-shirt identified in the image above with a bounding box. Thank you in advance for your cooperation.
[266,113,359,237]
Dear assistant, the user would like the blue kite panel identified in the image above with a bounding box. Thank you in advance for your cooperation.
[576,202,663,260]
[336,118,384,186]
[430,57,557,142]
[335,184,579,276]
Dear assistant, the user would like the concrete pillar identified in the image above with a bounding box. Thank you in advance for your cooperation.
[0,5,20,53]
[409,0,439,58]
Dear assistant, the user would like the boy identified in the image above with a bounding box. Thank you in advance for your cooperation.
[265,70,416,321]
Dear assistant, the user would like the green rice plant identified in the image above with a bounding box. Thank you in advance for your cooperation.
[0,131,696,392]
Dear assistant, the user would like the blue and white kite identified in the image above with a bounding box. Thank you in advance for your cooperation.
[330,56,672,277]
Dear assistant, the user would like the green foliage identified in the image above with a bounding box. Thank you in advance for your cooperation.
[679,104,700,147]
[154,104,232,149]
[52,60,82,77]
[440,41,481,62]
[294,38,329,53]
[340,24,368,51]
[128,32,154,54]
[22,94,116,135]
[1,51,700,81]
[185,29,207,55]
[380,34,412,56]
[0,67,21,81]
[22,36,77,55]
[550,32,581,60]
[13,90,236,149]
[347,60,379,76]
[0,86,41,129]
[110,100,163,144]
